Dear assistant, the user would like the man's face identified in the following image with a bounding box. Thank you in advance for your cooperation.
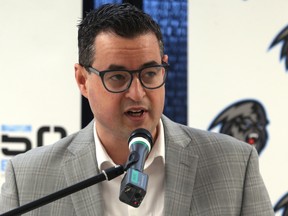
[76,32,168,142]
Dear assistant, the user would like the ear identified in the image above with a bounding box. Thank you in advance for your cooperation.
[162,54,168,63]
[74,63,88,98]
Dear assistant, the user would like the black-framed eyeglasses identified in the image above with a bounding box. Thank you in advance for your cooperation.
[83,61,169,93]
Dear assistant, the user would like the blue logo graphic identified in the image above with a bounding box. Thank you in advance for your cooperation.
[1,124,32,132]
[1,159,8,172]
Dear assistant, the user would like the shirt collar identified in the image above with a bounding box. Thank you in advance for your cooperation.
[93,120,165,171]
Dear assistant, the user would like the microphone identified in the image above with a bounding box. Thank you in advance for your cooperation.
[119,128,153,208]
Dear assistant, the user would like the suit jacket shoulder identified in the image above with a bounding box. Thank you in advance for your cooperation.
[161,115,274,216]
[0,121,104,215]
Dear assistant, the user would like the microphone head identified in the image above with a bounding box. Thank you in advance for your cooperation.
[128,128,153,152]
[120,128,153,208]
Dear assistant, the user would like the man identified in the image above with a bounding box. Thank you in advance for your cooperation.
[0,3,274,215]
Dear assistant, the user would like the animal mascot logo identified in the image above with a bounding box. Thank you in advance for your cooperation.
[274,193,288,216]
[208,99,269,155]
[269,24,288,71]
[270,24,288,216]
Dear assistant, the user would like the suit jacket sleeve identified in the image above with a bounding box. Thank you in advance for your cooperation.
[240,147,274,215]
[0,160,19,213]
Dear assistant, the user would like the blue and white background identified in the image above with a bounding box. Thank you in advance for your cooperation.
[189,1,288,215]
[1,0,288,215]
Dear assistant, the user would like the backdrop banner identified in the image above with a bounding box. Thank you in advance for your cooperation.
[188,0,288,215]
[0,0,81,186]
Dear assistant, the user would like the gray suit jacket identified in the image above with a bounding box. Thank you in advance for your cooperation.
[0,115,274,215]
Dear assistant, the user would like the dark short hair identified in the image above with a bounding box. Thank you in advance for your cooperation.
[77,3,164,66]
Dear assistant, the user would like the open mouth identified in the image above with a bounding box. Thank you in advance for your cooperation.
[126,110,145,117]
[246,133,259,145]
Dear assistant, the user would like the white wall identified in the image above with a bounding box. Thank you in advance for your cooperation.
[188,0,288,214]
[0,0,82,185]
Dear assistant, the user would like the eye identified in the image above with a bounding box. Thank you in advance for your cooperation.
[110,74,126,81]
[144,71,157,78]
[106,72,129,82]
[142,67,161,78]
[239,118,253,130]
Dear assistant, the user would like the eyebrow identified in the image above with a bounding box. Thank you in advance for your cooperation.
[107,60,160,70]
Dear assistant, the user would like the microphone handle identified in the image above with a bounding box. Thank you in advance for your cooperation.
[130,147,149,172]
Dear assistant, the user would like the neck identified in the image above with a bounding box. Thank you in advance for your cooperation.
[95,124,159,165]
[95,130,130,165]
[105,142,130,165]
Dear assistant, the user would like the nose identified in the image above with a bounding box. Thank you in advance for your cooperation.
[125,76,146,101]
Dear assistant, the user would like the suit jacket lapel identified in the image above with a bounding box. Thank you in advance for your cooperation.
[62,121,104,216]
[162,116,199,216]
[61,117,198,215]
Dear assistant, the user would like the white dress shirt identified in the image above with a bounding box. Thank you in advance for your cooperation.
[94,121,165,216]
